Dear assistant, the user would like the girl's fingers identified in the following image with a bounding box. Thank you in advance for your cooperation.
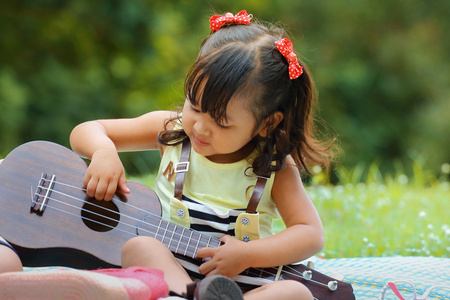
[104,181,118,201]
[118,176,130,194]
[220,235,232,243]
[198,258,216,275]
[84,173,127,201]
[196,247,215,259]
[94,178,109,200]
[85,177,98,198]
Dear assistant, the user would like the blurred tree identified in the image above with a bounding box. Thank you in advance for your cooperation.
[0,0,448,177]
[291,0,450,174]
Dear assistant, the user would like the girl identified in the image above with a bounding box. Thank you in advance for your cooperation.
[70,10,334,300]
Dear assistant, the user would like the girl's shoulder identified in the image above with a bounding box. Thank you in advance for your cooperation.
[272,155,303,191]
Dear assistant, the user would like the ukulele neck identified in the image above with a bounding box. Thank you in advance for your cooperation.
[150,218,222,259]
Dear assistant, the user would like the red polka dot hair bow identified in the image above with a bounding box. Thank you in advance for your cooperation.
[209,10,252,32]
[275,38,303,79]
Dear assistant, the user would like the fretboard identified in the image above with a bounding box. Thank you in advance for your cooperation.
[144,216,222,259]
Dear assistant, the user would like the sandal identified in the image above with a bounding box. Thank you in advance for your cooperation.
[194,275,243,300]
[173,275,243,300]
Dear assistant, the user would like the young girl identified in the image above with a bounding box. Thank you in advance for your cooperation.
[70,10,333,300]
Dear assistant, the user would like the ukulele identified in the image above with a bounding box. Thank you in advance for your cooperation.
[0,141,355,300]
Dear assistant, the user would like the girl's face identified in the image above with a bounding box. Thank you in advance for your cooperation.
[182,97,261,163]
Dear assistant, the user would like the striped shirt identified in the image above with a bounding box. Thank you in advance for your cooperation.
[154,138,280,290]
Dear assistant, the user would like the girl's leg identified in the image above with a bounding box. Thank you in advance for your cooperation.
[121,236,192,296]
[244,280,313,300]
[0,243,22,273]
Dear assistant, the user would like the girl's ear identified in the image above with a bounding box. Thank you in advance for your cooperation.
[258,112,284,137]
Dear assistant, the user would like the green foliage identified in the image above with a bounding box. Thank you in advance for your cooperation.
[274,160,449,258]
[0,0,449,175]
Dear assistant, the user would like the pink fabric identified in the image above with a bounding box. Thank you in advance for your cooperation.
[0,267,168,299]
[0,269,130,299]
[92,266,169,300]
[387,282,407,300]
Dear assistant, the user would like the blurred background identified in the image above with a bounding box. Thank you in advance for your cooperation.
[1,0,449,180]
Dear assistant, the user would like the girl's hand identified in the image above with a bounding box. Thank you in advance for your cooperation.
[84,149,129,201]
[196,235,250,278]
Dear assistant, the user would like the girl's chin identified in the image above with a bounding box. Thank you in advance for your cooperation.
[190,140,210,155]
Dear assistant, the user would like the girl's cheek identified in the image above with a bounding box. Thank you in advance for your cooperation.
[181,116,193,135]
[181,112,189,126]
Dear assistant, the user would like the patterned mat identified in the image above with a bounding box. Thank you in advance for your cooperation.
[311,256,450,299]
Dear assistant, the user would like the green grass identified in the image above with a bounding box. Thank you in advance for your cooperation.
[307,179,449,258]
[131,162,449,258]
[300,161,449,258]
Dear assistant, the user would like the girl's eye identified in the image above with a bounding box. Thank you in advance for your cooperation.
[216,122,230,129]
[189,104,200,113]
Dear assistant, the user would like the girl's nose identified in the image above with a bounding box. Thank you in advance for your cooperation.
[193,118,210,136]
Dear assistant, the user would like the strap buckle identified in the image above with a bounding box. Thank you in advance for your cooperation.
[175,162,190,173]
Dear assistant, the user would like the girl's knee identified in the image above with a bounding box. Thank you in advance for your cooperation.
[252,280,312,300]
[282,280,313,299]
[0,245,22,273]
[121,236,170,267]
[123,236,164,252]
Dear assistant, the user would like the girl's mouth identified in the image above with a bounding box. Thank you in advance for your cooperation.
[193,135,209,147]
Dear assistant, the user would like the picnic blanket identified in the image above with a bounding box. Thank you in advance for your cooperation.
[12,256,450,299]
[310,256,450,299]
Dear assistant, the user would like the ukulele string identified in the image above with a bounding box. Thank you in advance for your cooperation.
[41,179,229,249]
[283,264,334,289]
[38,181,178,233]
[36,192,207,257]
[244,264,324,287]
[56,180,166,216]
[35,181,219,255]
[36,180,330,291]
[242,264,324,300]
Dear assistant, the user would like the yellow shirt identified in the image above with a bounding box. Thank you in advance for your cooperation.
[154,140,279,241]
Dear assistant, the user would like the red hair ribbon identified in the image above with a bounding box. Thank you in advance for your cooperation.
[209,10,252,32]
[274,38,303,79]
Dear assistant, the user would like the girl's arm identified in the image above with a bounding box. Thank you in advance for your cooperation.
[69,110,176,200]
[197,155,324,277]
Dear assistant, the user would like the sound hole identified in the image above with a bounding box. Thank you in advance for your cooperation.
[81,198,120,232]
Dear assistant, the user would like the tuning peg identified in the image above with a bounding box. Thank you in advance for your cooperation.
[328,280,338,291]
[302,270,312,280]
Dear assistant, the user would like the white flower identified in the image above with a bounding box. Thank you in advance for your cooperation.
[398,174,408,185]
[312,165,322,174]
[334,185,345,193]
[441,163,450,174]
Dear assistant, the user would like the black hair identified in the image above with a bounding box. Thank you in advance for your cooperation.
[159,21,335,176]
